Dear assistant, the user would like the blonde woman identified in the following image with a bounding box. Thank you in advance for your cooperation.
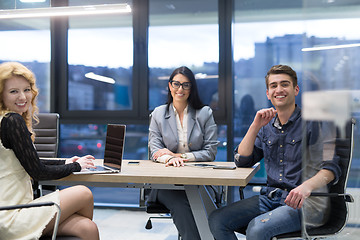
[0,62,99,240]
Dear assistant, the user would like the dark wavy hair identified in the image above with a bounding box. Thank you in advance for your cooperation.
[265,64,298,89]
[166,66,204,110]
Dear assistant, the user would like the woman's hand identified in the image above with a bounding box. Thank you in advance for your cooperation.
[165,157,188,167]
[66,155,96,170]
[153,148,174,160]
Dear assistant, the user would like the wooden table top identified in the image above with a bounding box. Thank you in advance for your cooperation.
[50,160,259,187]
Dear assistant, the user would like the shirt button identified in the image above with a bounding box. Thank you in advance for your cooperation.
[268,141,271,144]
[279,178,282,181]
[292,140,295,143]
[280,145,283,147]
[280,174,282,176]
[281,131,284,133]
[280,159,283,163]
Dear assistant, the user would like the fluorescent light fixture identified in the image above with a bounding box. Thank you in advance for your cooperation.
[20,0,46,2]
[85,72,115,84]
[0,3,131,19]
[302,43,360,52]
[195,73,207,79]
[158,74,219,80]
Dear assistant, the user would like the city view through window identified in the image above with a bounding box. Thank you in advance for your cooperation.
[1,8,360,205]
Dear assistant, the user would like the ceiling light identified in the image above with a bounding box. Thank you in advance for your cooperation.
[302,43,360,52]
[20,0,46,2]
[85,72,115,84]
[0,3,131,19]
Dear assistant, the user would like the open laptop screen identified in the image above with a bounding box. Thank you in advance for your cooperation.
[103,124,126,171]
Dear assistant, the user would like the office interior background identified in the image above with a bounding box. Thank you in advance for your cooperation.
[1,0,360,237]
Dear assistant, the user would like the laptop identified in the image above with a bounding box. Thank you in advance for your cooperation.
[73,124,126,175]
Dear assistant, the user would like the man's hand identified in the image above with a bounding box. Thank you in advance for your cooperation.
[285,169,335,209]
[253,108,277,129]
[284,184,312,209]
[237,107,277,157]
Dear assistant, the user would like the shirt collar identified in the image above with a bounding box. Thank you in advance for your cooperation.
[172,104,188,116]
[272,105,301,129]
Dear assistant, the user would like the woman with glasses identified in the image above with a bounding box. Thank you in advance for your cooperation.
[148,66,218,240]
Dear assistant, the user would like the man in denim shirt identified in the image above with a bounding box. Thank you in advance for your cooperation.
[208,65,341,240]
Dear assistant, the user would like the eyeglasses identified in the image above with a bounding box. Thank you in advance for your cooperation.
[170,80,192,90]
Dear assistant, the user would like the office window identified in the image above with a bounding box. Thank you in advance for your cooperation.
[67,0,133,111]
[148,0,219,110]
[0,18,51,112]
[233,0,306,184]
[59,124,148,160]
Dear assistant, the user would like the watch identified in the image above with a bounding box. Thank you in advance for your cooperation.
[180,153,187,159]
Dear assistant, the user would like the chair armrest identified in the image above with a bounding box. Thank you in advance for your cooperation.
[0,201,55,211]
[246,182,267,187]
[310,192,354,202]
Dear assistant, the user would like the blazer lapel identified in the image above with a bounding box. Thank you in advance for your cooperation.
[187,106,196,145]
[165,104,179,146]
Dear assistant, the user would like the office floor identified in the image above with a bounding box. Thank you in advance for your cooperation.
[93,207,360,240]
[93,207,246,240]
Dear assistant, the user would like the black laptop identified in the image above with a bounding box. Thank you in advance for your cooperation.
[73,124,126,174]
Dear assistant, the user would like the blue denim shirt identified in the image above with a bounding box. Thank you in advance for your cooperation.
[234,105,341,192]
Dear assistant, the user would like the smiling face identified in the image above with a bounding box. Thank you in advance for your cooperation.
[266,73,299,111]
[2,76,33,115]
[168,73,191,104]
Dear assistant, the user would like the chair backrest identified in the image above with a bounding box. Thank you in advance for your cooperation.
[305,118,355,236]
[33,113,60,158]
[274,119,355,239]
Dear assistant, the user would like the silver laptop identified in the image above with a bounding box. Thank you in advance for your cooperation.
[73,124,126,175]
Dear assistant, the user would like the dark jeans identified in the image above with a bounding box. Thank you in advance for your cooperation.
[208,188,301,240]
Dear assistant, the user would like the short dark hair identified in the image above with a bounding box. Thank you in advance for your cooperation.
[166,66,204,110]
[265,65,298,89]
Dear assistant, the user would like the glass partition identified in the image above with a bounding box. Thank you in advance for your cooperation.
[233,0,305,200]
[301,0,360,237]
[148,0,219,110]
[0,18,51,112]
[68,0,133,111]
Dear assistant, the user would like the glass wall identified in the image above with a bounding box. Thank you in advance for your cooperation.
[68,0,133,111]
[233,0,305,194]
[0,18,51,112]
[2,1,359,225]
[148,0,219,110]
[301,0,360,237]
[233,0,360,234]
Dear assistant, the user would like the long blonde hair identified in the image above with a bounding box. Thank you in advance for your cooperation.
[0,62,39,141]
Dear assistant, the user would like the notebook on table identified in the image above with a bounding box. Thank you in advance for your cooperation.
[73,124,126,175]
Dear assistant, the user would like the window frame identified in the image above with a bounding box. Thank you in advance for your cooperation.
[50,0,230,130]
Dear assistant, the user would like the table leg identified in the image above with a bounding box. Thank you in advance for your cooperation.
[185,185,217,240]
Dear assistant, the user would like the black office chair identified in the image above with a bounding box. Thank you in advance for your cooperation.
[32,113,81,240]
[33,113,60,158]
[144,113,174,232]
[144,193,173,230]
[32,113,60,198]
[237,119,355,240]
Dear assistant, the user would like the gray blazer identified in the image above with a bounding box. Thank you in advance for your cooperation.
[149,103,218,161]
[147,104,218,204]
